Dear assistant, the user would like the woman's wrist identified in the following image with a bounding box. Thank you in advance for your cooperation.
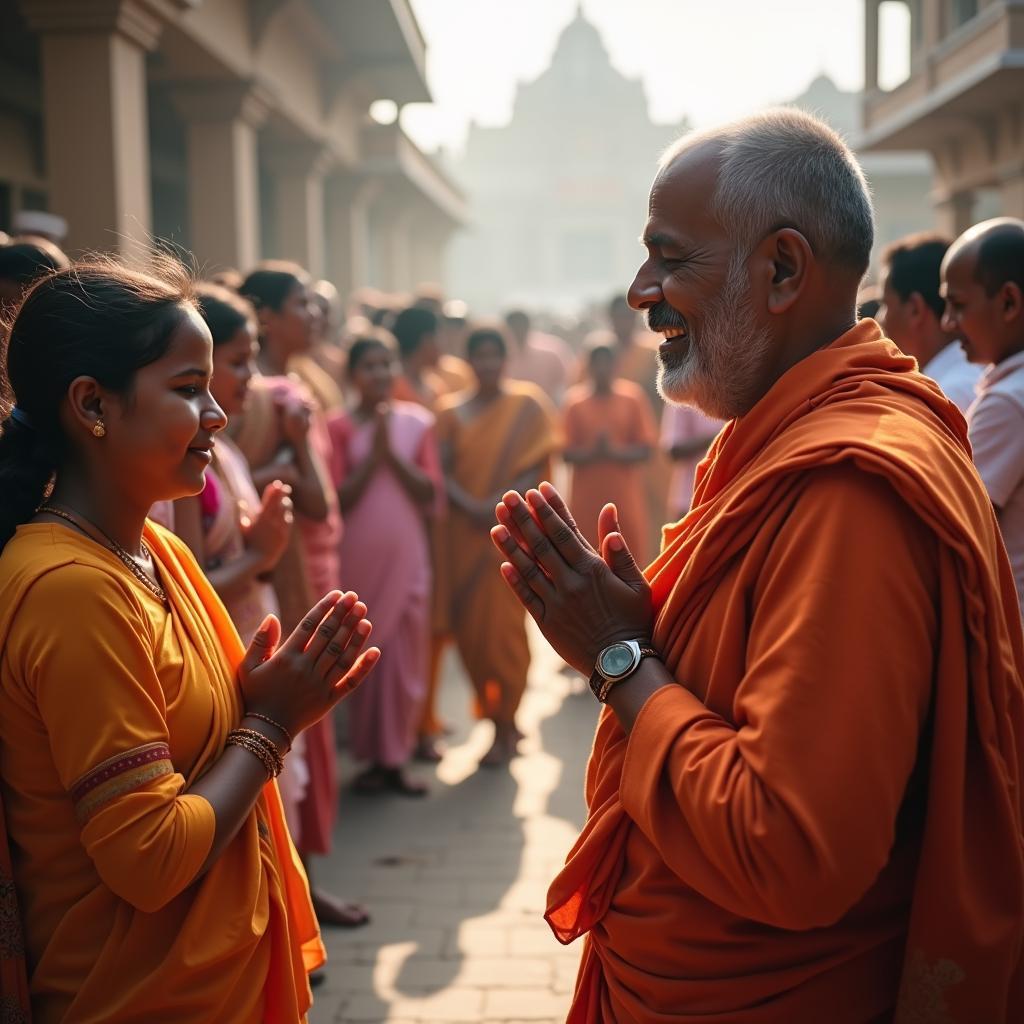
[240,713,292,755]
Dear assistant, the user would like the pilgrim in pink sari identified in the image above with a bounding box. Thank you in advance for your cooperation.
[232,373,341,855]
[194,434,309,837]
[328,402,443,768]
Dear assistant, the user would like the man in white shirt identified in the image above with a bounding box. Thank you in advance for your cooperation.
[941,218,1024,611]
[878,232,981,413]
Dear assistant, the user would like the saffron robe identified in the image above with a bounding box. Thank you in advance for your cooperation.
[563,380,658,567]
[0,522,323,1023]
[436,383,557,718]
[547,320,1024,1022]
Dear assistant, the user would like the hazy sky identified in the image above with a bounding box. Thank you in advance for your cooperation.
[402,0,908,154]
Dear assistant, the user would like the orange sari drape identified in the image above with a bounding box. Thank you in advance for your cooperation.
[547,320,1024,1022]
[437,384,557,718]
[0,522,323,1022]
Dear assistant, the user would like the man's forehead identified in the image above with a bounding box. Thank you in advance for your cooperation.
[942,244,977,283]
[647,140,724,241]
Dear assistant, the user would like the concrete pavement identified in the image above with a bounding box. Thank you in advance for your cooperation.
[308,626,597,1024]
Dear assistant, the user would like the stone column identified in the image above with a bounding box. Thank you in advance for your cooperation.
[921,0,944,48]
[265,143,334,278]
[172,81,268,274]
[409,211,455,289]
[935,190,976,236]
[325,174,380,299]
[999,167,1024,220]
[369,193,417,293]
[20,0,189,257]
[864,0,881,92]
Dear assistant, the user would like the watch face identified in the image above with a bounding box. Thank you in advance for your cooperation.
[600,643,635,678]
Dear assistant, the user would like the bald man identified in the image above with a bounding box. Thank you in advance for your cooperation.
[942,218,1024,613]
[491,111,1024,1021]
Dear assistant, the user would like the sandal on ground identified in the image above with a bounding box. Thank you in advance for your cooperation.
[413,736,445,763]
[384,767,429,797]
[352,765,390,795]
[312,890,371,928]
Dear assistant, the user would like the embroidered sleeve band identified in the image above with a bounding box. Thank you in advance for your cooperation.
[70,742,174,822]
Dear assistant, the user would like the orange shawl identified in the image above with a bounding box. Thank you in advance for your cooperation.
[0,522,323,1022]
[547,320,1024,1021]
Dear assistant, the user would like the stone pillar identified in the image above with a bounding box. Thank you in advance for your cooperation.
[265,143,334,278]
[374,199,416,293]
[325,174,380,299]
[409,212,455,289]
[172,82,268,274]
[20,0,187,257]
[935,190,976,236]
[921,0,944,48]
[999,167,1024,220]
[865,0,881,92]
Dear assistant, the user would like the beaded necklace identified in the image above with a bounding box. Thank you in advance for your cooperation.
[37,504,169,605]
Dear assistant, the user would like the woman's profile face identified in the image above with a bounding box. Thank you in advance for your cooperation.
[469,338,506,391]
[101,307,227,505]
[352,344,394,404]
[210,322,258,417]
[265,282,315,356]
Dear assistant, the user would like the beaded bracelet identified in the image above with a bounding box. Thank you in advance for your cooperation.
[233,727,286,774]
[226,728,284,779]
[244,711,293,752]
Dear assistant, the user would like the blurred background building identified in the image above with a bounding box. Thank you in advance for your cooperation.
[447,6,943,315]
[0,0,465,293]
[787,73,934,273]
[446,8,687,315]
[862,0,1024,234]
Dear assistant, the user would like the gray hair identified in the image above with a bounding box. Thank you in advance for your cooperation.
[661,108,875,275]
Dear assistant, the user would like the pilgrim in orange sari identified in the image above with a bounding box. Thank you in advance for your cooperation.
[547,320,1024,1022]
[436,382,557,722]
[610,332,671,557]
[562,379,657,567]
[0,520,323,1023]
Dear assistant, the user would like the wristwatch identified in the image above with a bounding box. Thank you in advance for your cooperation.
[589,639,659,703]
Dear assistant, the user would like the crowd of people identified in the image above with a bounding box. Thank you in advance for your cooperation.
[0,103,1022,1021]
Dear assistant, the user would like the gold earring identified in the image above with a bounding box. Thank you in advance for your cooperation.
[92,421,106,438]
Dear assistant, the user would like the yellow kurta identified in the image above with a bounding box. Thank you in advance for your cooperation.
[0,522,323,1023]
[436,384,557,718]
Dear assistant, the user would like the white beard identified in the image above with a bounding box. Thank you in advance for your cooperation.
[657,256,773,420]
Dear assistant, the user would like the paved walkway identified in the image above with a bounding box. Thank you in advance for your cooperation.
[309,627,596,1024]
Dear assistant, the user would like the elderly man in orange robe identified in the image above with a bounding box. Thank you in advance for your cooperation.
[491,109,1024,1022]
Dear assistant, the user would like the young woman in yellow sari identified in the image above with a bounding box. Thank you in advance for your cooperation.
[0,257,379,1022]
[436,325,558,766]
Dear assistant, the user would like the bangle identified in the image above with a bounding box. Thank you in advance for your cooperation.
[245,711,293,751]
[226,728,285,779]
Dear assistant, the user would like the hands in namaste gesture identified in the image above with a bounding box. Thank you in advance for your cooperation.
[490,482,654,676]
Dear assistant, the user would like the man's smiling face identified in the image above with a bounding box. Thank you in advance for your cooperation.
[628,142,774,420]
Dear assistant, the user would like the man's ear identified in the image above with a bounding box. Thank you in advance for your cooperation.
[999,281,1023,325]
[906,292,927,327]
[764,228,813,315]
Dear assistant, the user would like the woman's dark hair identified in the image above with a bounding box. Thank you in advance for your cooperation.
[238,260,309,313]
[0,254,196,548]
[347,327,396,376]
[466,324,508,359]
[391,306,438,358]
[0,239,70,291]
[195,282,256,346]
